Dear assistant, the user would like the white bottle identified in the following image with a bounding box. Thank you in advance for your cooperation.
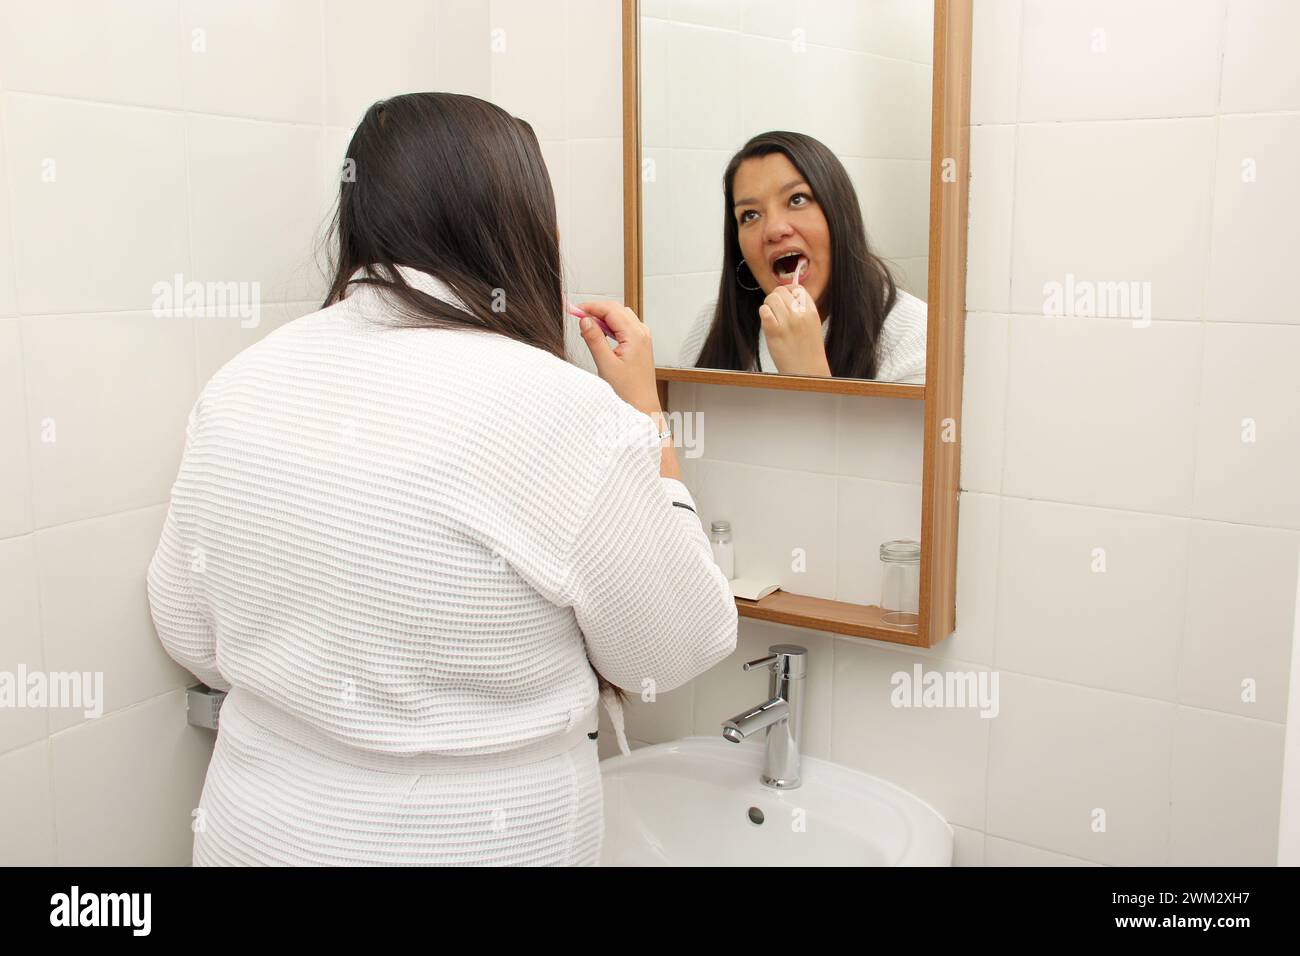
[709,520,735,580]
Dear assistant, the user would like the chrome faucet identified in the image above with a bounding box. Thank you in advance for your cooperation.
[721,644,807,789]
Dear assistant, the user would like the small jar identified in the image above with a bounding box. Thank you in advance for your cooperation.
[879,539,920,628]
[710,520,734,580]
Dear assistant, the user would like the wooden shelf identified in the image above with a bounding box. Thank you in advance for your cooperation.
[655,365,926,399]
[734,590,926,647]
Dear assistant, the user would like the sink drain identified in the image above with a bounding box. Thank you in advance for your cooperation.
[747,807,765,826]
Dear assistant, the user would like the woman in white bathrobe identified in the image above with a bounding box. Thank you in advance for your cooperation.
[146,92,738,866]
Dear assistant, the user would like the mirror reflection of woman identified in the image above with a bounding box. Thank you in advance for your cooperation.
[679,131,927,383]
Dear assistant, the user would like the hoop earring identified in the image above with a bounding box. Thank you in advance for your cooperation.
[735,260,761,292]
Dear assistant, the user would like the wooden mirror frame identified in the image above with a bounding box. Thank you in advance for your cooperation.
[622,0,972,648]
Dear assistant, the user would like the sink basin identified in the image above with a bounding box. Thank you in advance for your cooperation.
[598,736,952,866]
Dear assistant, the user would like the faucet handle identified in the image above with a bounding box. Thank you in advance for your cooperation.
[742,644,808,676]
[743,653,780,671]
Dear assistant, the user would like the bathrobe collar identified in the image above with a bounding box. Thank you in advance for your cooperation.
[345,263,471,313]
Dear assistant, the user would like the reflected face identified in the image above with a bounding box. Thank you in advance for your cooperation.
[732,152,831,310]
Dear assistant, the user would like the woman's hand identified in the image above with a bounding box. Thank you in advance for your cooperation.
[759,286,832,377]
[576,300,661,415]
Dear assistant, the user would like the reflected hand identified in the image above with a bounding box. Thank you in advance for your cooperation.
[758,286,831,377]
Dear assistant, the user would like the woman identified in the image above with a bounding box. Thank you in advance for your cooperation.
[146,92,738,866]
[679,131,927,383]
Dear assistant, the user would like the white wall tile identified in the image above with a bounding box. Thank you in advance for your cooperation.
[942,491,999,667]
[1018,0,1221,121]
[844,157,930,261]
[567,138,624,297]
[831,641,991,830]
[0,113,15,319]
[808,51,930,160]
[984,836,1103,866]
[950,824,985,866]
[641,149,674,278]
[436,0,493,99]
[186,115,328,303]
[739,33,810,136]
[22,314,196,528]
[0,320,32,538]
[538,139,573,288]
[1220,0,1300,114]
[890,255,927,301]
[1170,706,1285,866]
[834,477,922,607]
[667,22,742,151]
[36,507,193,734]
[568,0,623,139]
[965,124,1015,314]
[4,95,190,315]
[0,741,57,864]
[0,535,46,754]
[672,0,741,31]
[996,497,1189,700]
[835,397,924,484]
[618,683,695,745]
[1004,317,1202,514]
[322,0,440,127]
[1180,521,1299,722]
[850,0,935,64]
[691,458,838,599]
[1207,114,1300,325]
[0,0,182,109]
[740,0,806,41]
[696,383,837,472]
[668,148,729,276]
[488,0,568,141]
[640,16,671,149]
[986,674,1175,865]
[1193,323,1300,529]
[182,0,322,123]
[970,0,1021,125]
[50,689,214,865]
[959,312,1007,494]
[1011,119,1216,321]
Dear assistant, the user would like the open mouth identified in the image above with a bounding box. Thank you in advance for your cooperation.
[772,252,808,282]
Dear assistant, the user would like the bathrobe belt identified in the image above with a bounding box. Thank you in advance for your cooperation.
[223,685,601,774]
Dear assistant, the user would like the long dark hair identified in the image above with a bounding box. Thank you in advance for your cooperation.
[322,92,565,358]
[695,131,897,379]
[320,91,625,706]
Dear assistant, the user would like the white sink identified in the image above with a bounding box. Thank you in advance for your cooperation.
[599,736,952,866]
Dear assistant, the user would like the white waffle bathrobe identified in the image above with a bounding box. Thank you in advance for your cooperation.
[146,266,738,866]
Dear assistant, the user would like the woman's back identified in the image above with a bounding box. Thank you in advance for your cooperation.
[147,92,737,865]
[152,266,735,757]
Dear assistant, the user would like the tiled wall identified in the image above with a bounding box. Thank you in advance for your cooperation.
[639,0,933,364]
[611,0,1300,868]
[3,0,1296,870]
[0,0,622,866]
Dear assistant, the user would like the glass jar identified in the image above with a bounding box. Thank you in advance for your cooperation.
[709,520,734,580]
[879,539,920,628]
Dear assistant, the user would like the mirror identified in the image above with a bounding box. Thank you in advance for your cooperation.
[638,0,934,382]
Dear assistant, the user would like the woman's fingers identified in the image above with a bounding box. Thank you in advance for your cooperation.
[577,299,642,343]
